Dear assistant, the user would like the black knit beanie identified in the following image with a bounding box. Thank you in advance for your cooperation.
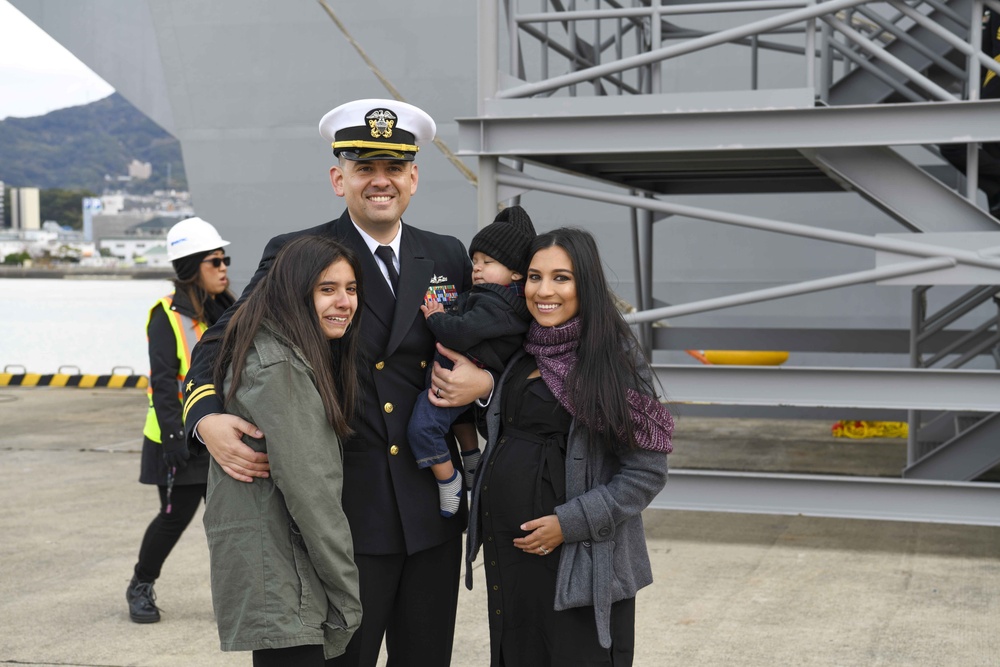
[468,205,537,276]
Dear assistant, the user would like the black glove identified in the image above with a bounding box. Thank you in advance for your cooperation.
[161,429,190,470]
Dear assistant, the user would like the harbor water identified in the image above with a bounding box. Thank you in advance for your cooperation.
[0,278,175,375]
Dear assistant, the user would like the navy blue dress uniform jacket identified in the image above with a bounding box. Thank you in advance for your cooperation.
[183,210,473,556]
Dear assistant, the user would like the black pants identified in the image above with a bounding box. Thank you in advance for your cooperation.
[253,644,330,667]
[133,483,206,583]
[329,535,463,667]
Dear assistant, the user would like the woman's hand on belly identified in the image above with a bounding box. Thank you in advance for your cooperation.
[514,514,564,556]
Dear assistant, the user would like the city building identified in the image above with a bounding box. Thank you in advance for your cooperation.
[98,236,167,261]
[127,159,152,180]
[10,187,41,231]
[89,208,189,244]
[100,193,125,215]
[141,243,170,267]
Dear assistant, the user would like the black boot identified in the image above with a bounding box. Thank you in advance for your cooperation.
[126,575,161,623]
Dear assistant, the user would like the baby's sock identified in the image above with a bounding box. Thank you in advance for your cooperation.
[438,469,462,518]
[461,448,482,490]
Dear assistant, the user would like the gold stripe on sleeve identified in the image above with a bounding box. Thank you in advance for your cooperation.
[182,384,217,424]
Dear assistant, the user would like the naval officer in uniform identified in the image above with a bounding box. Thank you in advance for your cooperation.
[183,98,493,666]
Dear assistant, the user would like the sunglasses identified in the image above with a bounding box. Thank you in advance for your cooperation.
[202,256,231,268]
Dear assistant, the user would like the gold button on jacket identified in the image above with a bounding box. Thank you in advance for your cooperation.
[375,361,385,370]
[389,445,400,456]
[383,402,394,413]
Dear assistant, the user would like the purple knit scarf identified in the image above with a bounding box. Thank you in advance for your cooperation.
[523,317,673,453]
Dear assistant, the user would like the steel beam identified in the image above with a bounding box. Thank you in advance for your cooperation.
[651,326,986,354]
[628,258,956,322]
[477,0,499,226]
[491,171,1000,274]
[803,146,1000,232]
[675,404,908,421]
[650,470,1000,526]
[655,365,1000,411]
[458,99,1000,155]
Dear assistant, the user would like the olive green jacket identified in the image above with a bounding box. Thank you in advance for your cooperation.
[203,323,361,659]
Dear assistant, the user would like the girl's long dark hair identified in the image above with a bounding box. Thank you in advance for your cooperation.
[212,236,363,438]
[529,227,652,451]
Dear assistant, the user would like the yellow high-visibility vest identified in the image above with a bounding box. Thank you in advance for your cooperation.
[142,295,207,443]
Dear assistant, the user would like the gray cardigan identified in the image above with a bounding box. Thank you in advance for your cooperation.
[465,347,669,648]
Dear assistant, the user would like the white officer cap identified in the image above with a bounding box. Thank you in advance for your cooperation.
[319,98,436,161]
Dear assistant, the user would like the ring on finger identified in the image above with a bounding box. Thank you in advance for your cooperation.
[539,546,549,555]
[435,388,442,398]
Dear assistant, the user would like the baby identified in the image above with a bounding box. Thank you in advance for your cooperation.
[409,206,537,516]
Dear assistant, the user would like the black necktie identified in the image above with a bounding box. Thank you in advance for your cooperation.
[374,245,399,296]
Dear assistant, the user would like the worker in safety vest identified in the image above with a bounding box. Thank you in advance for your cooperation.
[126,216,235,624]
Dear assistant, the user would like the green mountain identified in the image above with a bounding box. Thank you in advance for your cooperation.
[0,93,187,193]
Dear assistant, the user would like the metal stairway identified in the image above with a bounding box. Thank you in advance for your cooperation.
[902,284,1000,479]
[814,0,1000,481]
[804,0,1000,235]
[463,0,1000,520]
[826,0,974,105]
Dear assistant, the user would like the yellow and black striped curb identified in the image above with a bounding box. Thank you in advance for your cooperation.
[0,373,148,388]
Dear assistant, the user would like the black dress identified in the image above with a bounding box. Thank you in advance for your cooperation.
[479,354,636,667]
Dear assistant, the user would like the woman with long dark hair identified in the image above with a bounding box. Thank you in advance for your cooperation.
[126,216,235,624]
[465,227,673,666]
[204,235,364,666]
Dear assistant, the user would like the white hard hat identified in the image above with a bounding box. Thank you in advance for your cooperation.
[166,217,230,261]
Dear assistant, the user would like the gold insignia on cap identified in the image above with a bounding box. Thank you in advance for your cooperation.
[367,109,396,139]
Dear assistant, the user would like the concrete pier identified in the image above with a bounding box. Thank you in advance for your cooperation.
[1,386,998,666]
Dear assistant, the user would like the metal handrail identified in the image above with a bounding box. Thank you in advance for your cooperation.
[515,0,813,22]
[494,0,994,104]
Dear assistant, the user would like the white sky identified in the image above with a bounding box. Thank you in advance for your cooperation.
[0,1,115,120]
